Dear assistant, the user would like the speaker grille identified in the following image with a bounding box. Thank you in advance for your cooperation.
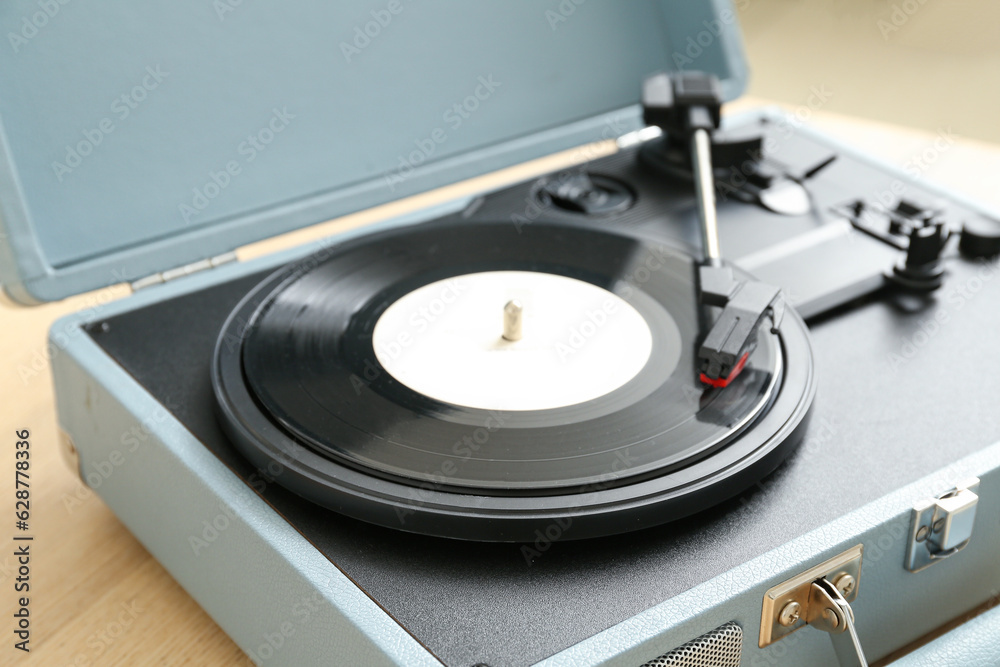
[641,622,742,667]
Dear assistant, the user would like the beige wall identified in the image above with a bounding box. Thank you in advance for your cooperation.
[736,0,1000,144]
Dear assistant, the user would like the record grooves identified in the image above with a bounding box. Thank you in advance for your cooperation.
[212,221,815,541]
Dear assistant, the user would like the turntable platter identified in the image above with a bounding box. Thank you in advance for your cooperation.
[212,221,814,541]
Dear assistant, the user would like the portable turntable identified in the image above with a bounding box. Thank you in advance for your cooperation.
[2,1,1000,665]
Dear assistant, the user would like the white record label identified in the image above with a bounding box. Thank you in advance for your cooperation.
[372,271,654,411]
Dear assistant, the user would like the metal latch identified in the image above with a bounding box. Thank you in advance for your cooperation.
[905,477,979,572]
[808,579,867,667]
[760,544,867,666]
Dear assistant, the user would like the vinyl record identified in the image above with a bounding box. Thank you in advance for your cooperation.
[212,220,815,541]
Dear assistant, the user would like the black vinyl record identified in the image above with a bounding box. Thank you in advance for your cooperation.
[212,220,815,541]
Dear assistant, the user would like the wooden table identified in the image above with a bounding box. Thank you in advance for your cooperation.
[2,101,1000,666]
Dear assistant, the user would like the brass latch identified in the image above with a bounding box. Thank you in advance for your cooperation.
[760,544,867,666]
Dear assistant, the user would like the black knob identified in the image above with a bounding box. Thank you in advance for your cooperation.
[959,216,1000,259]
[906,222,947,268]
[891,221,948,291]
[539,173,633,215]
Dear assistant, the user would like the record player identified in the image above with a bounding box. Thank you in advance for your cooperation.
[2,1,1000,665]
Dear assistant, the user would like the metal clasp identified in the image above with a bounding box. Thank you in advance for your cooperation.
[808,578,867,667]
[905,477,979,573]
[760,544,867,665]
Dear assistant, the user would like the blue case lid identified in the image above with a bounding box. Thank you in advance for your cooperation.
[0,0,746,303]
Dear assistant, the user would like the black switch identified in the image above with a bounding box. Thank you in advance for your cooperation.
[895,199,926,220]
[540,173,633,215]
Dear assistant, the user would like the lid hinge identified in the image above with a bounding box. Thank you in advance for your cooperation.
[130,252,238,291]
